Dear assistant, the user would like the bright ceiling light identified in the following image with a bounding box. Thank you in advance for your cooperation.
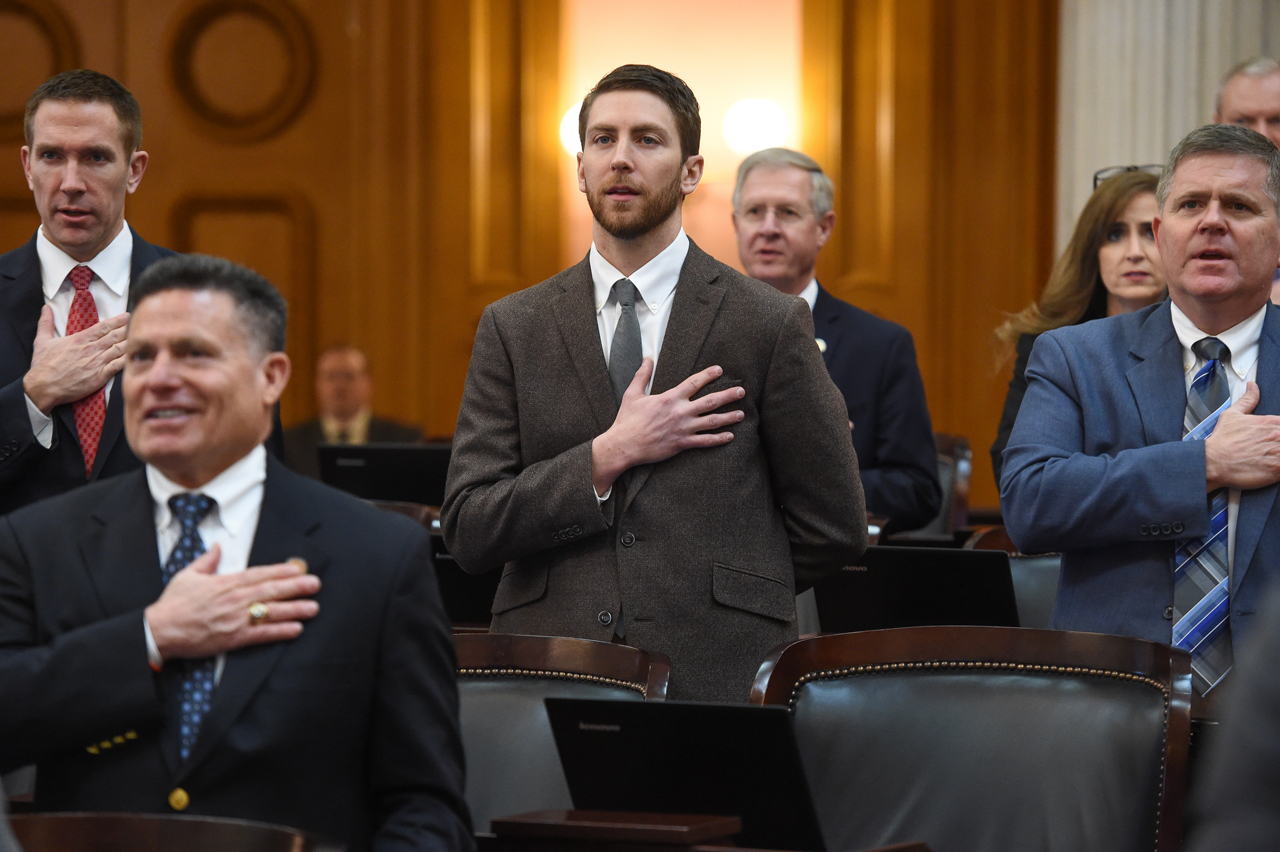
[722,98,789,156]
[560,104,582,156]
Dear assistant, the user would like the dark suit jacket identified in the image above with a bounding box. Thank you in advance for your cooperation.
[283,416,423,480]
[990,331,1036,487]
[1185,587,1280,852]
[441,242,866,702]
[0,228,174,516]
[813,285,940,531]
[0,456,472,852]
[1002,301,1280,646]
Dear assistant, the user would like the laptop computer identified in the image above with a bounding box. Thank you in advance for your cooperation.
[812,545,1020,633]
[545,697,826,852]
[317,442,451,505]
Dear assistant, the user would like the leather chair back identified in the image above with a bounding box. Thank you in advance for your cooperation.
[456,633,669,832]
[752,626,1190,852]
[10,813,339,851]
[1008,553,1061,628]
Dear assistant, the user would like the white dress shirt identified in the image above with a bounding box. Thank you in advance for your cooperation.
[1170,301,1266,575]
[591,229,690,394]
[588,230,689,502]
[25,223,134,447]
[798,278,819,310]
[143,445,268,679]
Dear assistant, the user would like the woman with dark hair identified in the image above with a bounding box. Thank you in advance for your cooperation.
[990,169,1166,485]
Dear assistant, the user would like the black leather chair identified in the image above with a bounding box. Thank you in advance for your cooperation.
[965,525,1061,628]
[456,633,670,833]
[10,812,341,851]
[752,626,1191,852]
[890,433,971,542]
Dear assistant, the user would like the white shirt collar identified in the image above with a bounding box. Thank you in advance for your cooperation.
[1170,301,1267,381]
[798,279,819,311]
[147,445,267,539]
[591,229,689,314]
[36,221,133,301]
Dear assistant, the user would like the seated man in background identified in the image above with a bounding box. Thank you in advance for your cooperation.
[1002,124,1280,699]
[0,255,470,851]
[283,343,422,479]
[732,148,941,532]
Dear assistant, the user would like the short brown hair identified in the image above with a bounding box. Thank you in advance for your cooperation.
[1157,123,1280,212]
[578,64,700,160]
[25,69,143,154]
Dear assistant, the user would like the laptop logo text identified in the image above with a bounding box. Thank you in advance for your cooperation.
[579,722,621,732]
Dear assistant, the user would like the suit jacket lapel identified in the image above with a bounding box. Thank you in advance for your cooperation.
[0,236,42,369]
[552,257,617,434]
[622,242,727,514]
[1231,305,1280,592]
[80,471,165,617]
[1126,302,1186,447]
[812,284,841,370]
[178,458,329,779]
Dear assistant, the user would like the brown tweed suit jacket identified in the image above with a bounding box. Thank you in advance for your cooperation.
[441,242,866,701]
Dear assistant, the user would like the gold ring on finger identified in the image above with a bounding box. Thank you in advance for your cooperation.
[248,601,270,626]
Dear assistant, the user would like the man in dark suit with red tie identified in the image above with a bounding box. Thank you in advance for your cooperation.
[0,69,174,516]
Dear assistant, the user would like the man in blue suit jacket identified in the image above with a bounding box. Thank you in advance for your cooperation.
[0,70,174,516]
[1003,124,1280,696]
[733,148,940,531]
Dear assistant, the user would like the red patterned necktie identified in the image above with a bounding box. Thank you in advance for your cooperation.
[66,265,105,479]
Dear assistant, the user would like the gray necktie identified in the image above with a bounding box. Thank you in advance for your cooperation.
[608,278,643,406]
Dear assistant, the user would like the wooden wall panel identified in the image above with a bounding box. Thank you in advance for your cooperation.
[802,0,1058,510]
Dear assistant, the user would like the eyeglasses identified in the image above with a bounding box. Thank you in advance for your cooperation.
[1093,164,1163,189]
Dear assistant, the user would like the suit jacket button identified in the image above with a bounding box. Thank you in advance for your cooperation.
[620,532,635,547]
[1163,606,1175,620]
[572,525,582,535]
[168,787,190,811]
[598,611,613,626]
[1173,522,1184,533]
[1160,523,1172,535]
[1139,525,1149,535]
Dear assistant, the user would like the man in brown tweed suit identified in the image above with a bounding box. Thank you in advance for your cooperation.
[442,65,865,702]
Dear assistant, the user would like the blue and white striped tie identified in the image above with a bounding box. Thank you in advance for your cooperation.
[1172,337,1233,694]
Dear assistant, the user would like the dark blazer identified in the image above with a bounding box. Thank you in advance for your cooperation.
[990,331,1036,486]
[442,242,866,702]
[1185,587,1280,852]
[1001,301,1280,647]
[0,228,174,516]
[0,456,472,852]
[283,416,423,480]
[812,285,940,531]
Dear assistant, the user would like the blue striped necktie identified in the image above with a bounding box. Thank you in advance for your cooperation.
[164,493,218,761]
[1172,337,1233,694]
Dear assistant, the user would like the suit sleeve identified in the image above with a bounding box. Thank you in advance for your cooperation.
[441,305,612,575]
[0,515,163,771]
[990,333,1036,487]
[0,377,52,494]
[857,328,941,531]
[759,299,868,589]
[1000,333,1209,554]
[368,526,473,851]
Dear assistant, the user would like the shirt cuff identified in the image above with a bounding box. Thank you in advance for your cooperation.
[143,615,163,672]
[24,393,53,449]
[595,485,612,503]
